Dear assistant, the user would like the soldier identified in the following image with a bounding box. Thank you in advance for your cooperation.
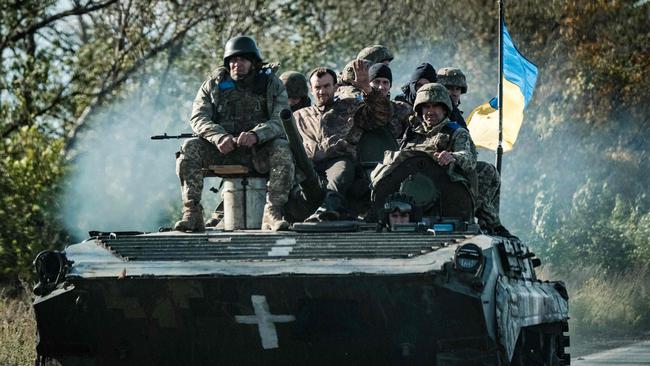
[382,193,417,229]
[368,63,411,139]
[436,67,468,128]
[294,61,391,221]
[279,71,311,112]
[400,83,477,186]
[357,44,394,65]
[174,36,295,232]
[395,62,437,107]
[437,67,514,237]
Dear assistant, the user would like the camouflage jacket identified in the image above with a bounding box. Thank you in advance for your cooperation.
[188,66,289,147]
[401,117,477,183]
[294,87,391,164]
[388,100,413,139]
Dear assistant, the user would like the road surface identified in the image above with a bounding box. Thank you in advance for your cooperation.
[573,340,650,365]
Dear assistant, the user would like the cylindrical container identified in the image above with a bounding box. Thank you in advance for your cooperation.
[222,177,267,230]
[245,177,267,229]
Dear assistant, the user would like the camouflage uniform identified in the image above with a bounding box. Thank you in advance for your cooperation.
[388,100,413,139]
[437,67,468,128]
[176,60,294,231]
[475,161,501,229]
[294,73,391,220]
[400,83,477,186]
[438,67,507,233]
[295,88,392,164]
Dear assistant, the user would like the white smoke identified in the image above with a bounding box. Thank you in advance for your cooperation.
[62,74,221,241]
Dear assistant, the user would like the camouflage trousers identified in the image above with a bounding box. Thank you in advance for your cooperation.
[176,137,295,207]
[475,161,501,230]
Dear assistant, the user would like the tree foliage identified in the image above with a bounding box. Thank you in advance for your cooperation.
[0,0,648,283]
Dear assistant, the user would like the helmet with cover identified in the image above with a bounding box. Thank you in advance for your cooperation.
[436,67,467,94]
[413,83,453,115]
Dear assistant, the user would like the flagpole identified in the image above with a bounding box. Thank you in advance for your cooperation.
[496,0,504,174]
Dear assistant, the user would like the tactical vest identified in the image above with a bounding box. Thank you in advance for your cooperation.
[401,121,461,151]
[215,71,269,136]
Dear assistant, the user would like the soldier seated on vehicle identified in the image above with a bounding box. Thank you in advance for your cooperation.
[368,63,412,140]
[293,60,391,222]
[436,67,468,129]
[395,62,437,107]
[279,71,311,112]
[437,67,515,238]
[400,82,477,190]
[174,35,294,232]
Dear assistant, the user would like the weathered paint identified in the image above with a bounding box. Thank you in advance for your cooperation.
[34,230,569,365]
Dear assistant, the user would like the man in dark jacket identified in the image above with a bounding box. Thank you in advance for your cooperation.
[395,62,437,106]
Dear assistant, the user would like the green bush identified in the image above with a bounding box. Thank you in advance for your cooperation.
[0,126,67,283]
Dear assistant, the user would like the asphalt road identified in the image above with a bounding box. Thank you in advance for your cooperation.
[573,340,650,365]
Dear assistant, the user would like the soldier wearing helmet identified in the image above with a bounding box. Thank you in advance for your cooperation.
[279,71,311,112]
[174,35,295,232]
[436,68,514,237]
[293,60,392,222]
[437,67,468,128]
[400,83,477,185]
[380,192,421,230]
[357,44,394,65]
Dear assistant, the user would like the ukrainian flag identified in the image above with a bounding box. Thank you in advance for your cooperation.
[467,24,538,151]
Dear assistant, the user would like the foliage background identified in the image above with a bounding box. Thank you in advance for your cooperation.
[1,0,649,356]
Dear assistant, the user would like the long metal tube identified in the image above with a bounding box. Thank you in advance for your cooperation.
[496,0,504,174]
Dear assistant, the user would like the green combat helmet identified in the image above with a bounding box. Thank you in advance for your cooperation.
[413,83,453,114]
[223,35,262,67]
[436,67,468,94]
[279,71,309,99]
[357,44,394,64]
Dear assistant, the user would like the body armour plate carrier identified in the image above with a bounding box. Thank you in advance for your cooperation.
[216,79,269,136]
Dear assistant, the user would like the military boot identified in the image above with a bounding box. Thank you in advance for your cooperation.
[261,203,290,231]
[173,200,205,232]
[305,191,344,222]
[205,203,224,228]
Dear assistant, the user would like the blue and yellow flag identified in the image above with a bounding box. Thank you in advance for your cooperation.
[467,24,538,151]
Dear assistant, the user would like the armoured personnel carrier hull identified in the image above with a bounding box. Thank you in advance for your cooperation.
[33,225,570,366]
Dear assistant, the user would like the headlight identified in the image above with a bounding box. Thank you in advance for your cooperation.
[454,243,483,272]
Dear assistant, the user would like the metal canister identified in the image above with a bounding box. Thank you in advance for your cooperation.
[222,177,267,230]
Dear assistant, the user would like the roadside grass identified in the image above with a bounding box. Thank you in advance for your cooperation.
[541,264,650,353]
[0,287,35,366]
[571,266,650,336]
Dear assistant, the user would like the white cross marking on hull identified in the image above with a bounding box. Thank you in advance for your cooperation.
[235,295,295,349]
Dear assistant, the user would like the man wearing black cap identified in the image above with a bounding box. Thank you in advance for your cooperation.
[395,62,437,107]
[174,36,294,232]
[368,63,412,139]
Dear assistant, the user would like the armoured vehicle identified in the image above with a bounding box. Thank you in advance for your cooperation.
[32,111,570,366]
